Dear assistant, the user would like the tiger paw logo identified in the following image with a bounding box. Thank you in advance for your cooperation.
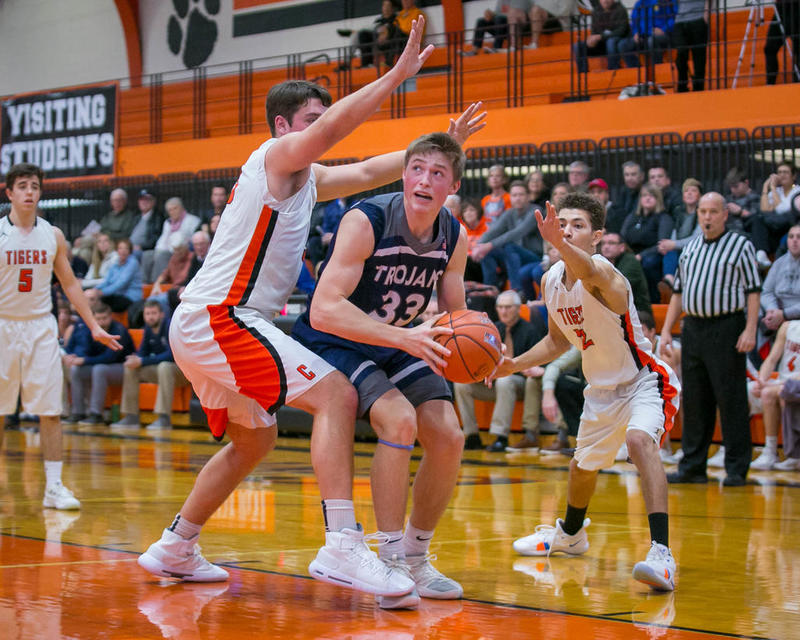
[167,0,220,69]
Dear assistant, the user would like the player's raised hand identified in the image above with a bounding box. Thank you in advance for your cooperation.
[535,201,565,247]
[393,17,434,79]
[92,327,123,351]
[404,315,452,375]
[447,102,487,146]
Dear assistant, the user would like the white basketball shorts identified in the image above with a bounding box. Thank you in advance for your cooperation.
[170,303,336,438]
[0,314,62,416]
[574,365,681,471]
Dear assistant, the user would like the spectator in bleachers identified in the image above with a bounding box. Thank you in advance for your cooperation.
[520,240,560,305]
[85,239,143,313]
[573,0,631,72]
[526,169,550,208]
[350,1,399,68]
[588,177,625,232]
[63,243,88,280]
[761,224,800,333]
[208,213,221,242]
[567,160,591,191]
[621,183,674,303]
[672,0,709,93]
[445,194,462,219]
[144,197,200,283]
[647,164,682,216]
[377,0,426,66]
[149,236,194,311]
[620,0,675,68]
[306,198,349,268]
[764,0,800,85]
[458,197,489,283]
[600,230,652,314]
[111,300,189,431]
[550,181,571,205]
[149,231,211,318]
[62,302,134,426]
[760,161,800,253]
[481,164,512,225]
[530,0,580,49]
[81,232,117,289]
[539,345,583,455]
[658,178,703,288]
[725,167,772,268]
[100,188,138,242]
[455,290,547,452]
[129,189,164,254]
[471,180,543,292]
[57,302,76,418]
[615,160,645,220]
[465,1,511,54]
[182,231,210,290]
[206,184,228,223]
[749,319,800,470]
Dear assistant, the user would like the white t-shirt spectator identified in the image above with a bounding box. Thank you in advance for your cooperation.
[155,212,201,252]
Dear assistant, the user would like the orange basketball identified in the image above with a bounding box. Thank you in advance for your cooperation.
[433,310,503,383]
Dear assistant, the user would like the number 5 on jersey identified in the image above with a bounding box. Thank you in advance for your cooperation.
[18,268,33,292]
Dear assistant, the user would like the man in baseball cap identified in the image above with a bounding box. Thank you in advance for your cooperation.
[131,189,163,253]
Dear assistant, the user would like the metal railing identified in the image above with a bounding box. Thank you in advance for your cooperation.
[2,5,792,148]
[4,123,798,241]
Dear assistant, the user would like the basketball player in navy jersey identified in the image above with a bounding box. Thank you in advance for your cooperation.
[0,163,121,510]
[293,132,469,609]
[491,193,681,591]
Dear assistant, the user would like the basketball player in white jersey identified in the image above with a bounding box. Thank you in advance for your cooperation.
[0,163,122,510]
[491,192,681,591]
[137,17,486,597]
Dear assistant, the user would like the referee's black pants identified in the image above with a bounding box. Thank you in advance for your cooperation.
[678,313,752,478]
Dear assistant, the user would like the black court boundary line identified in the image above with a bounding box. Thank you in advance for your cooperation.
[0,531,771,640]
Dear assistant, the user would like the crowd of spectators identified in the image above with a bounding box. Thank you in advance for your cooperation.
[444,158,800,475]
[42,184,226,430]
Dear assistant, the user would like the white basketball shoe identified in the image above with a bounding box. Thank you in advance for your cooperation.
[309,526,415,597]
[138,528,229,582]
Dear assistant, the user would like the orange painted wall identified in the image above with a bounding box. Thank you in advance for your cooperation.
[117,84,800,176]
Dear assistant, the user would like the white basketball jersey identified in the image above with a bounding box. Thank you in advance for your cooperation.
[0,215,57,319]
[181,138,317,318]
[778,320,800,379]
[545,254,674,389]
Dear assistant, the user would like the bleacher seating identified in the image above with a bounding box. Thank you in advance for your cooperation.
[113,9,781,146]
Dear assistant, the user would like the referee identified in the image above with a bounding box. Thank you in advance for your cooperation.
[659,192,761,486]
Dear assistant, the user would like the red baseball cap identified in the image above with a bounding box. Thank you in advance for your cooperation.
[588,178,609,191]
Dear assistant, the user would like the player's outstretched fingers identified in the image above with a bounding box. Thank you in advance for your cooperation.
[448,102,487,144]
[398,17,434,71]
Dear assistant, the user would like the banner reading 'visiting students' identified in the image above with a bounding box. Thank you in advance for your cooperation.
[1,84,117,179]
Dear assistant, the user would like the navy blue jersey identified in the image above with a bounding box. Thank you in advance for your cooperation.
[302,192,460,330]
[292,192,459,414]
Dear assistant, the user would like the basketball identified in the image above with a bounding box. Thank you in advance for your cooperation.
[433,310,503,383]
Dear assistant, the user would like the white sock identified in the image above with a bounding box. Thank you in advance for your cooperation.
[378,530,405,561]
[168,513,202,540]
[403,523,434,557]
[321,499,357,532]
[765,436,778,455]
[44,461,62,489]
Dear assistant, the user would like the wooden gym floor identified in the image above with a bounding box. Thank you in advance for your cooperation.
[1,423,799,639]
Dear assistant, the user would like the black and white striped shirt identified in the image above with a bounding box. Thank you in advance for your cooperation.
[674,231,761,318]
